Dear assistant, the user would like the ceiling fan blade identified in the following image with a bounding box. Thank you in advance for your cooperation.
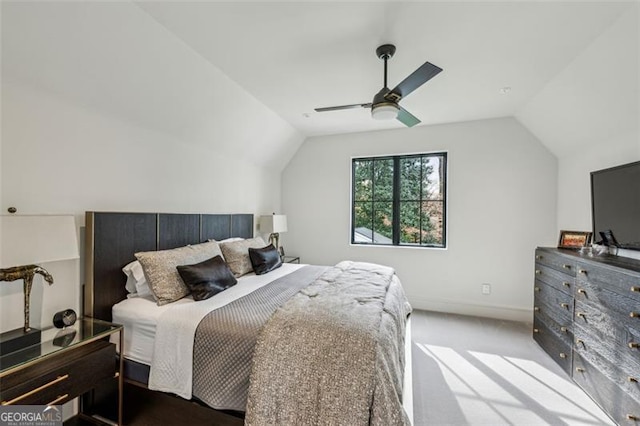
[396,106,421,128]
[314,103,372,112]
[388,62,442,101]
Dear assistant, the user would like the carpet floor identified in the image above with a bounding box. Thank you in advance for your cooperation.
[411,310,614,426]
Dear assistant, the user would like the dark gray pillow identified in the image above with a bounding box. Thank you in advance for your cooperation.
[249,244,283,275]
[176,255,237,301]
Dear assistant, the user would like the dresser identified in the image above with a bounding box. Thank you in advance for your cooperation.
[0,318,123,425]
[534,247,640,424]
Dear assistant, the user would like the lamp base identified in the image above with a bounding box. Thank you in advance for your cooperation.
[0,327,41,356]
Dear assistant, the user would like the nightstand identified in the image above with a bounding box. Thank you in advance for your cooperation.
[283,256,300,264]
[0,318,123,425]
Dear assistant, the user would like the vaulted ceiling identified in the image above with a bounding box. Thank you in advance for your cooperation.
[136,1,636,144]
[2,1,637,166]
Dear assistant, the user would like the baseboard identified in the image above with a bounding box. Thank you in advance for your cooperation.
[409,296,532,323]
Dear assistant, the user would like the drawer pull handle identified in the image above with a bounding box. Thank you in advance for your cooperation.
[559,352,567,359]
[631,312,640,318]
[627,414,639,421]
[576,338,584,346]
[577,312,586,319]
[1,374,69,405]
[629,342,639,349]
[534,306,540,312]
[536,255,542,260]
[577,288,586,295]
[563,282,571,288]
[46,394,68,406]
[578,269,587,275]
[576,367,585,373]
[534,286,540,292]
[560,326,568,333]
[631,287,640,293]
[562,264,571,270]
[560,303,569,309]
[629,377,638,383]
[533,328,539,333]
[535,270,541,275]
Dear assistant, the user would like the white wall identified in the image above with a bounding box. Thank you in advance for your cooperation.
[555,8,640,250]
[282,117,556,321]
[517,5,640,262]
[0,2,303,334]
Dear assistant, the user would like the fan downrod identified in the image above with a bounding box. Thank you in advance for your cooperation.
[376,44,396,60]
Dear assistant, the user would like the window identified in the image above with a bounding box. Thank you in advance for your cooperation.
[351,152,447,248]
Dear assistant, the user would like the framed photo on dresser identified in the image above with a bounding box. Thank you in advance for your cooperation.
[557,230,592,249]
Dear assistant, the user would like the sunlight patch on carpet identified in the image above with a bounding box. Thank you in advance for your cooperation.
[416,342,614,426]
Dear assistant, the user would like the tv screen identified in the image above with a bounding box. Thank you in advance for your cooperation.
[591,161,640,250]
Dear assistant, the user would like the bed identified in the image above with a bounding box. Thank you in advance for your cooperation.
[84,211,413,425]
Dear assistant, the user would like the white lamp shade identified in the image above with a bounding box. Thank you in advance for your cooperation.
[259,215,287,234]
[371,103,399,120]
[1,215,79,268]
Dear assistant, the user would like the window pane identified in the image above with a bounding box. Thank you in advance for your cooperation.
[421,200,444,246]
[353,201,373,243]
[399,201,421,244]
[373,202,393,243]
[422,156,444,201]
[400,156,422,201]
[353,160,373,201]
[373,158,393,202]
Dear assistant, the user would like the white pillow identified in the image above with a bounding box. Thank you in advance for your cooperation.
[122,260,152,299]
[219,237,267,277]
[209,237,244,244]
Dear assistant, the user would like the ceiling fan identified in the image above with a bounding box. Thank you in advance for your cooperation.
[314,44,442,127]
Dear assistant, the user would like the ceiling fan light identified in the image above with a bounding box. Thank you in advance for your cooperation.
[371,103,399,120]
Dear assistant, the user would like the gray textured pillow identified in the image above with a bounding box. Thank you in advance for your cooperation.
[220,237,266,277]
[135,241,224,305]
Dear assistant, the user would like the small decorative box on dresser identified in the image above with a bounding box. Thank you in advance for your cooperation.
[534,247,640,424]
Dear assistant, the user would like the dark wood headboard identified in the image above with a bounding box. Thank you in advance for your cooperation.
[84,212,254,321]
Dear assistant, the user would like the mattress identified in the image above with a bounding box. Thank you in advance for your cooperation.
[112,263,305,366]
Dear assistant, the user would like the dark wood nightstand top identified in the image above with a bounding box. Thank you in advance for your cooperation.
[0,318,121,376]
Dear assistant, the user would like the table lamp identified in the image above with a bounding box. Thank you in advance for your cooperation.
[0,215,79,355]
[259,214,287,252]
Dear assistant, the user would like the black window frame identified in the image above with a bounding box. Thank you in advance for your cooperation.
[351,152,447,248]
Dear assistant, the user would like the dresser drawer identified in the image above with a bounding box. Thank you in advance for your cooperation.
[574,351,640,424]
[535,249,576,277]
[534,281,573,321]
[533,314,572,347]
[577,261,640,303]
[533,316,572,375]
[1,340,115,405]
[534,264,574,296]
[576,277,640,331]
[574,317,640,382]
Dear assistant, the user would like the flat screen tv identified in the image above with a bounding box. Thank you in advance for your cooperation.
[591,160,640,251]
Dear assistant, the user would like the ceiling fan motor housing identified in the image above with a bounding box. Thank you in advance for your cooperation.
[373,87,392,105]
